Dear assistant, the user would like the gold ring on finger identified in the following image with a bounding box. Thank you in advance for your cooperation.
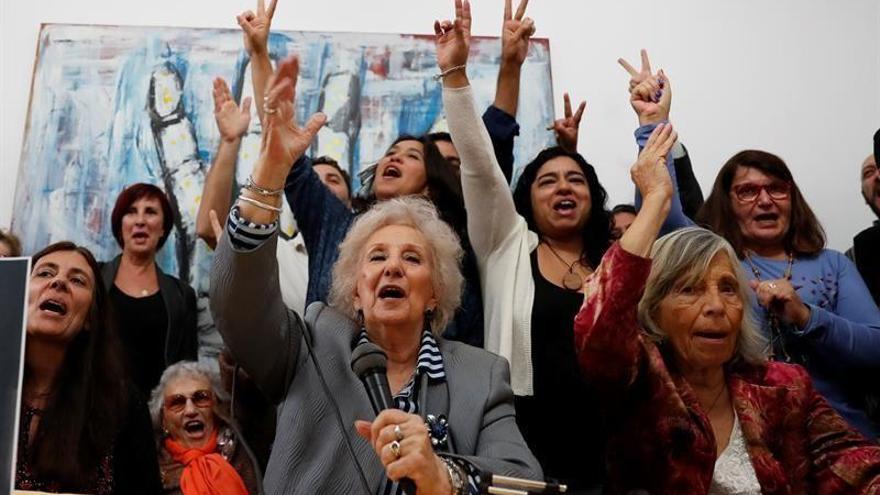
[389,440,401,459]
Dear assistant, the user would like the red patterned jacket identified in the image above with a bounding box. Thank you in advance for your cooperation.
[573,243,880,494]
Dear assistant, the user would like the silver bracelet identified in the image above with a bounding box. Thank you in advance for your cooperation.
[440,456,467,495]
[433,64,466,81]
[237,194,282,213]
[244,175,284,197]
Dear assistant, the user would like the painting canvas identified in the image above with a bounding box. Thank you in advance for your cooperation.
[11,23,555,360]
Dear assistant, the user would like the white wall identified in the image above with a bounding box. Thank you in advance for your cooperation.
[2,0,878,250]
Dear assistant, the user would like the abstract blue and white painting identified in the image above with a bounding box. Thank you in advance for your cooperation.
[12,23,555,360]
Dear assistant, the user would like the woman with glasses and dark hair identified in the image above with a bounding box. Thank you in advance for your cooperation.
[696,149,880,439]
[101,183,199,397]
[149,361,261,495]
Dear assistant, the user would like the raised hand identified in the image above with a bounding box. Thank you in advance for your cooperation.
[631,122,677,201]
[618,49,653,92]
[237,0,278,56]
[501,0,535,66]
[213,78,252,143]
[630,69,671,126]
[258,55,326,183]
[434,0,472,73]
[750,279,811,328]
[549,92,586,153]
[356,410,452,495]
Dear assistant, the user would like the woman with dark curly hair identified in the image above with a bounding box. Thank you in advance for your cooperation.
[438,6,614,487]
[17,241,160,494]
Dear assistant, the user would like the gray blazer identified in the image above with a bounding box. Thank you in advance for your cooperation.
[210,235,542,494]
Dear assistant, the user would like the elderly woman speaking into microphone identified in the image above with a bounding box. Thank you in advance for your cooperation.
[574,123,880,493]
[209,50,540,494]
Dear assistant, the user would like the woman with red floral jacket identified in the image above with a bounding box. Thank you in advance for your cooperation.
[573,123,880,494]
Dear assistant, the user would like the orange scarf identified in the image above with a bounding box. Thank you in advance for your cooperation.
[164,430,250,495]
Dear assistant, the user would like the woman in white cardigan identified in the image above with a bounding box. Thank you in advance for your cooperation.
[436,2,612,490]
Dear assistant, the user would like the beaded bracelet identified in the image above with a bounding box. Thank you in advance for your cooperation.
[439,456,467,495]
[243,175,284,197]
[433,64,466,81]
[237,194,282,213]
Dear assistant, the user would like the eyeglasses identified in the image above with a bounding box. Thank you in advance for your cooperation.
[164,389,213,412]
[731,182,791,203]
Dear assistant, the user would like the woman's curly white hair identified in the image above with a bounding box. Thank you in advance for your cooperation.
[329,196,464,334]
[148,361,229,434]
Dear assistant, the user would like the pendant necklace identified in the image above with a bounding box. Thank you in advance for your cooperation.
[743,250,794,362]
[542,240,587,291]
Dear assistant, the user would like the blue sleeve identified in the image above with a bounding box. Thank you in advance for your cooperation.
[794,251,880,369]
[634,122,695,234]
[482,105,519,184]
[284,157,355,303]
[284,157,353,260]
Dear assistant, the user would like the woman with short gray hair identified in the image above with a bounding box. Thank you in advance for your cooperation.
[574,124,880,493]
[149,361,261,495]
[209,49,540,494]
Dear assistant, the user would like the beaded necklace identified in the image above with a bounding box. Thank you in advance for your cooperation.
[743,250,794,362]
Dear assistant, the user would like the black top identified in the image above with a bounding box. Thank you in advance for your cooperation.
[514,250,605,490]
[111,286,168,396]
[16,392,161,495]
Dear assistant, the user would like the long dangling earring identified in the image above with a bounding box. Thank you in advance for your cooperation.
[423,308,435,335]
[356,309,365,331]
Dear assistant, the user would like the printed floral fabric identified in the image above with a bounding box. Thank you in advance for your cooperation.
[573,243,880,494]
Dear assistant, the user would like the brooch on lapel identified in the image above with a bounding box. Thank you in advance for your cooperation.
[425,414,449,449]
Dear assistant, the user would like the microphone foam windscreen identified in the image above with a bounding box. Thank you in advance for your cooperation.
[350,341,388,377]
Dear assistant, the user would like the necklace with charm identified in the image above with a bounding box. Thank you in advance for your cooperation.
[542,240,588,291]
[743,250,794,361]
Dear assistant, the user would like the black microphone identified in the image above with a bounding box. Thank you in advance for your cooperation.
[350,341,416,495]
[351,342,395,413]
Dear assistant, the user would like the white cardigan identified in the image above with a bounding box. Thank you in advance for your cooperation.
[443,85,540,396]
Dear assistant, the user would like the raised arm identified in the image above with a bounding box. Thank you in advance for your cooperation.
[210,55,325,402]
[492,0,533,116]
[196,78,252,249]
[549,92,586,154]
[574,123,677,393]
[480,0,533,181]
[437,0,522,259]
[237,0,278,126]
[620,50,697,230]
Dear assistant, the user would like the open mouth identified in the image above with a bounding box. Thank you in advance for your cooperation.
[753,212,778,223]
[39,299,67,316]
[553,199,577,213]
[378,285,406,299]
[132,232,150,241]
[382,165,402,179]
[693,331,727,341]
[183,420,206,435]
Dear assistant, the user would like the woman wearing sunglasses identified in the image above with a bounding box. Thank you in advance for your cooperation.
[697,150,880,439]
[150,361,262,495]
